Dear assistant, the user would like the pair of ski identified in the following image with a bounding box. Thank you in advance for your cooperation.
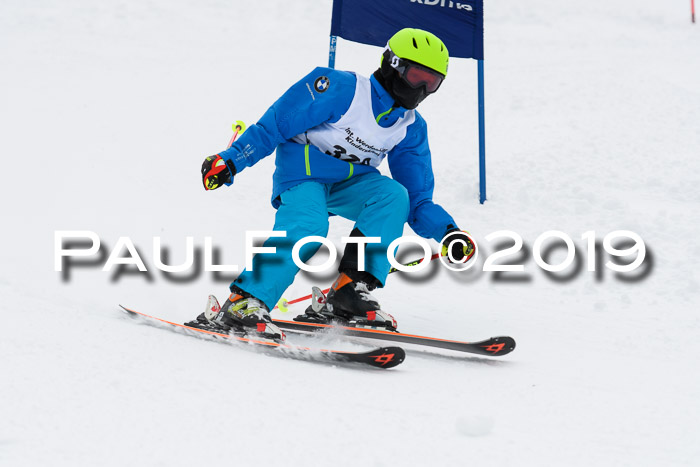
[120,302,516,370]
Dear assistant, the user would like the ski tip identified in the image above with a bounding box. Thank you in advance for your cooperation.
[479,336,516,356]
[361,346,406,369]
[119,305,141,319]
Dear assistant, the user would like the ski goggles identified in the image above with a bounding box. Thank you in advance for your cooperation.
[385,49,445,93]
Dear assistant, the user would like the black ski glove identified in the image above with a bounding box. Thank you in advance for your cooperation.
[201,154,236,190]
[441,229,476,262]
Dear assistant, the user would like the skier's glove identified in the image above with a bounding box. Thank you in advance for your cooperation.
[202,154,236,190]
[441,229,476,262]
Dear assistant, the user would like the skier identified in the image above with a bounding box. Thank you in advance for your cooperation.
[187,28,474,341]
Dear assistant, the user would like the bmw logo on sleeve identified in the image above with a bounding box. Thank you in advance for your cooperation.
[314,76,330,93]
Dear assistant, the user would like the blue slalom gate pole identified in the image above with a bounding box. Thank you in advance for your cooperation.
[328,35,337,68]
[478,59,486,204]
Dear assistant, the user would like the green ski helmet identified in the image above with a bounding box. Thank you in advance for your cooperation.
[377,28,449,109]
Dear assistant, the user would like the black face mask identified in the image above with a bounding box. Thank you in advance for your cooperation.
[390,75,429,109]
[374,62,428,110]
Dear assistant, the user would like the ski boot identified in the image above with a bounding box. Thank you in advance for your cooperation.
[186,288,285,342]
[296,271,398,332]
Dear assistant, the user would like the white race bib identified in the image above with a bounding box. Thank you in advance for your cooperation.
[293,74,415,167]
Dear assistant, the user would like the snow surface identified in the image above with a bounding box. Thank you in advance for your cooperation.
[1,0,699,465]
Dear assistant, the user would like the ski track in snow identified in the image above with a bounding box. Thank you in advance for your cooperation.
[1,0,699,466]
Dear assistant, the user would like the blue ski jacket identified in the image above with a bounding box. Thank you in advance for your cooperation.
[218,67,457,242]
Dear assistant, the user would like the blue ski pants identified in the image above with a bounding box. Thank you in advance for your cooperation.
[233,172,410,309]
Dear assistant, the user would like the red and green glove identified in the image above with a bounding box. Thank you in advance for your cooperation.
[201,154,236,190]
[442,230,476,262]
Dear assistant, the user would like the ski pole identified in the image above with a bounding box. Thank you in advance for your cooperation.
[227,120,247,148]
[274,252,441,311]
[389,252,440,273]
